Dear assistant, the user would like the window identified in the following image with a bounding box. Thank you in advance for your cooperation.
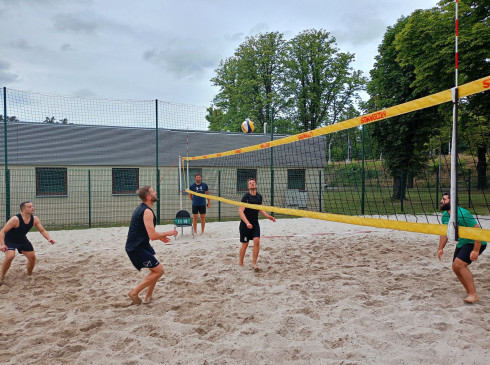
[182,168,202,193]
[237,169,257,192]
[112,168,139,195]
[36,167,67,196]
[288,169,306,190]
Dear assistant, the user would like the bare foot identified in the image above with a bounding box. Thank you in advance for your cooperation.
[253,265,261,272]
[128,291,142,305]
[463,294,479,304]
[143,297,152,304]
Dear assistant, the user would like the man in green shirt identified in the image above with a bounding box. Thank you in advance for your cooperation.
[438,192,486,304]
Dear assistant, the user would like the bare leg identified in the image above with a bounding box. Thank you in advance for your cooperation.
[452,258,479,303]
[239,242,249,266]
[144,265,164,303]
[200,214,206,234]
[192,214,198,235]
[22,251,36,276]
[252,237,260,271]
[128,263,164,305]
[1,250,16,282]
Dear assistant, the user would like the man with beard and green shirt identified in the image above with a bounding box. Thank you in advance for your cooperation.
[438,192,486,304]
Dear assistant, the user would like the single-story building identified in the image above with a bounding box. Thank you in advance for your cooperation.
[0,121,326,228]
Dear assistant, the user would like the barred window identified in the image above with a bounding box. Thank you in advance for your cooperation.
[36,167,67,196]
[288,169,306,190]
[237,169,257,192]
[112,168,139,195]
[182,168,203,193]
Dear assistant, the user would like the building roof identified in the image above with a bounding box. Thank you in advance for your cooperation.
[1,121,326,168]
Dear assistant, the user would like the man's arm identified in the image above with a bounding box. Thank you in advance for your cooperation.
[33,217,55,244]
[259,210,276,222]
[143,210,177,242]
[206,191,210,207]
[238,206,252,228]
[0,216,20,251]
[470,224,482,262]
[437,235,448,260]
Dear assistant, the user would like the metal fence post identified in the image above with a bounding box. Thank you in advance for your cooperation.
[88,170,92,228]
[218,170,221,221]
[3,87,10,221]
[155,99,160,223]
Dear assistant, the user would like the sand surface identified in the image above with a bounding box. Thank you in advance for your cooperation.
[0,218,489,364]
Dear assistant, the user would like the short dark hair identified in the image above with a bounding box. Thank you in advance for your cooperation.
[442,191,458,203]
[195,173,201,178]
[247,178,256,184]
[136,186,152,201]
[20,201,31,211]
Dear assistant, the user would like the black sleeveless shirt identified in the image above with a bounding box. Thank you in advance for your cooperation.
[5,214,34,244]
[125,203,155,252]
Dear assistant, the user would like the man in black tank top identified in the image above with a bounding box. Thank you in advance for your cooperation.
[126,186,178,305]
[0,201,55,283]
[238,178,276,271]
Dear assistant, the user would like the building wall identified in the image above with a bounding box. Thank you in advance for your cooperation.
[0,165,324,228]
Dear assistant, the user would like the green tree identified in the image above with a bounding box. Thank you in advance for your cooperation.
[283,29,365,132]
[43,116,68,124]
[209,32,286,133]
[209,29,364,135]
[367,17,441,199]
[0,115,19,122]
[395,0,490,189]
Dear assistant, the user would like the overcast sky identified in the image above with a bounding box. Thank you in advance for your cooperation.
[0,0,441,107]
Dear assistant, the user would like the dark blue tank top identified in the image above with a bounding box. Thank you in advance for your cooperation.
[125,203,155,252]
[5,213,34,244]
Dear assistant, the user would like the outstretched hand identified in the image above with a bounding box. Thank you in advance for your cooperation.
[161,229,178,243]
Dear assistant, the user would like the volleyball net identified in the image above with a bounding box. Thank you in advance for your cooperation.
[183,77,490,242]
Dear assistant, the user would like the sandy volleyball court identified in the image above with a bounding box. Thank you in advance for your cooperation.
[0,218,489,364]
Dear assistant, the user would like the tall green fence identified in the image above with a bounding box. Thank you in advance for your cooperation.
[1,87,489,229]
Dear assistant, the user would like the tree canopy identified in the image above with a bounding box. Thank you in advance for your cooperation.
[366,0,490,195]
[208,30,365,134]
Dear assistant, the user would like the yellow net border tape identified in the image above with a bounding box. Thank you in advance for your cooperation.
[184,76,490,161]
[187,190,490,242]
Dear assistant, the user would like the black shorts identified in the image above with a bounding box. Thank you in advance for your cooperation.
[192,205,206,215]
[453,244,486,265]
[239,221,260,243]
[5,240,34,253]
[126,246,159,271]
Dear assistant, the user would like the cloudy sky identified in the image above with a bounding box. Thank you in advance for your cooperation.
[0,0,441,107]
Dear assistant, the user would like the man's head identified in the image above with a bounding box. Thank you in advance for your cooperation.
[440,192,450,211]
[194,173,202,184]
[20,201,34,213]
[137,186,157,203]
[247,178,257,190]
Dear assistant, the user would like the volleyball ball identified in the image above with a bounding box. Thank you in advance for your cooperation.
[241,118,254,133]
